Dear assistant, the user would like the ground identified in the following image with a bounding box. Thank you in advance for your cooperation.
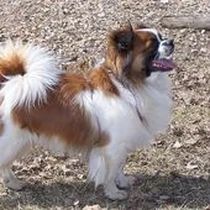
[0,0,210,209]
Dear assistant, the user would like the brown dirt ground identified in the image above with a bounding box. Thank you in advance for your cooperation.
[0,0,210,209]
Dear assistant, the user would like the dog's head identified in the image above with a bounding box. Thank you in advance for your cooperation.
[105,24,175,83]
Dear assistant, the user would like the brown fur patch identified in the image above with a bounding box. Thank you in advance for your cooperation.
[89,68,119,96]
[0,54,25,77]
[58,73,91,105]
[12,89,96,148]
[12,70,114,149]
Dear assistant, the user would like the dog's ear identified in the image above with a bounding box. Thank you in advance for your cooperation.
[110,25,134,53]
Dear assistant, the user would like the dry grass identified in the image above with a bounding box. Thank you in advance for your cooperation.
[0,0,209,209]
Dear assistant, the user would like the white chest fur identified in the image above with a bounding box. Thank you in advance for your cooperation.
[77,72,172,152]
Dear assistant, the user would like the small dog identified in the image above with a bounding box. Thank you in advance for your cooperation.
[0,24,175,200]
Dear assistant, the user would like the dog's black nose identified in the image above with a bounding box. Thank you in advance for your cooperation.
[162,39,175,53]
[168,39,174,46]
[163,39,174,47]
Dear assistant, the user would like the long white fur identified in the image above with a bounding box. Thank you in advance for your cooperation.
[0,41,62,190]
[0,41,60,114]
[77,72,172,188]
[83,29,173,190]
[0,29,173,200]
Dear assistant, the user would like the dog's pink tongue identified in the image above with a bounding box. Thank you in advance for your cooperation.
[152,58,176,71]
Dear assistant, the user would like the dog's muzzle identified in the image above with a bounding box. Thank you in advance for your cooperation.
[151,38,176,72]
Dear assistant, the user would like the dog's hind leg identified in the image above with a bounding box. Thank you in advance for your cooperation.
[0,128,31,190]
[0,168,26,190]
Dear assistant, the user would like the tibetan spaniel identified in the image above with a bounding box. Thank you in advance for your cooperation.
[0,24,175,200]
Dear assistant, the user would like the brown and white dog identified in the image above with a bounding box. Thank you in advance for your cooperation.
[0,25,175,200]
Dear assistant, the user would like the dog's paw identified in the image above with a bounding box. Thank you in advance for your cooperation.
[4,179,26,191]
[105,188,128,200]
[116,175,136,189]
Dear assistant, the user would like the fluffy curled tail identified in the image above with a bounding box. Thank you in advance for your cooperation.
[0,40,60,113]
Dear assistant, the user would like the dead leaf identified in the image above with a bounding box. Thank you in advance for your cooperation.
[185,138,198,145]
[82,205,105,210]
[186,162,199,170]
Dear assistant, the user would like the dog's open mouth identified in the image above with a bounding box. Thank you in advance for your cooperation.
[152,58,176,72]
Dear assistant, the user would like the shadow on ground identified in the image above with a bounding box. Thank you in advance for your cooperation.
[0,173,210,210]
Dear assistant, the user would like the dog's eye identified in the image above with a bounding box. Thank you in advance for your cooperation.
[151,36,159,50]
[148,37,159,57]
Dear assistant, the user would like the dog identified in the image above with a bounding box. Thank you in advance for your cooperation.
[0,24,175,200]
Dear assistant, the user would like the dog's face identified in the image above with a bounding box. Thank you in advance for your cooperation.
[105,25,175,83]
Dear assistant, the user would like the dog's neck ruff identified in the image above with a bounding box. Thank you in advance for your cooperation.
[105,69,146,124]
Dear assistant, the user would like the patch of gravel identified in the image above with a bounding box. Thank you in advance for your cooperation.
[0,0,209,209]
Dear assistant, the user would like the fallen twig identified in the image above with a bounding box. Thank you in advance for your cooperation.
[161,16,210,30]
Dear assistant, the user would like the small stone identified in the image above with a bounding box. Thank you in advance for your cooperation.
[180,29,187,33]
[98,12,105,17]
[159,195,170,200]
[63,8,68,14]
[74,200,79,206]
[200,47,207,53]
[173,141,182,148]
[160,0,169,3]
[201,29,206,34]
